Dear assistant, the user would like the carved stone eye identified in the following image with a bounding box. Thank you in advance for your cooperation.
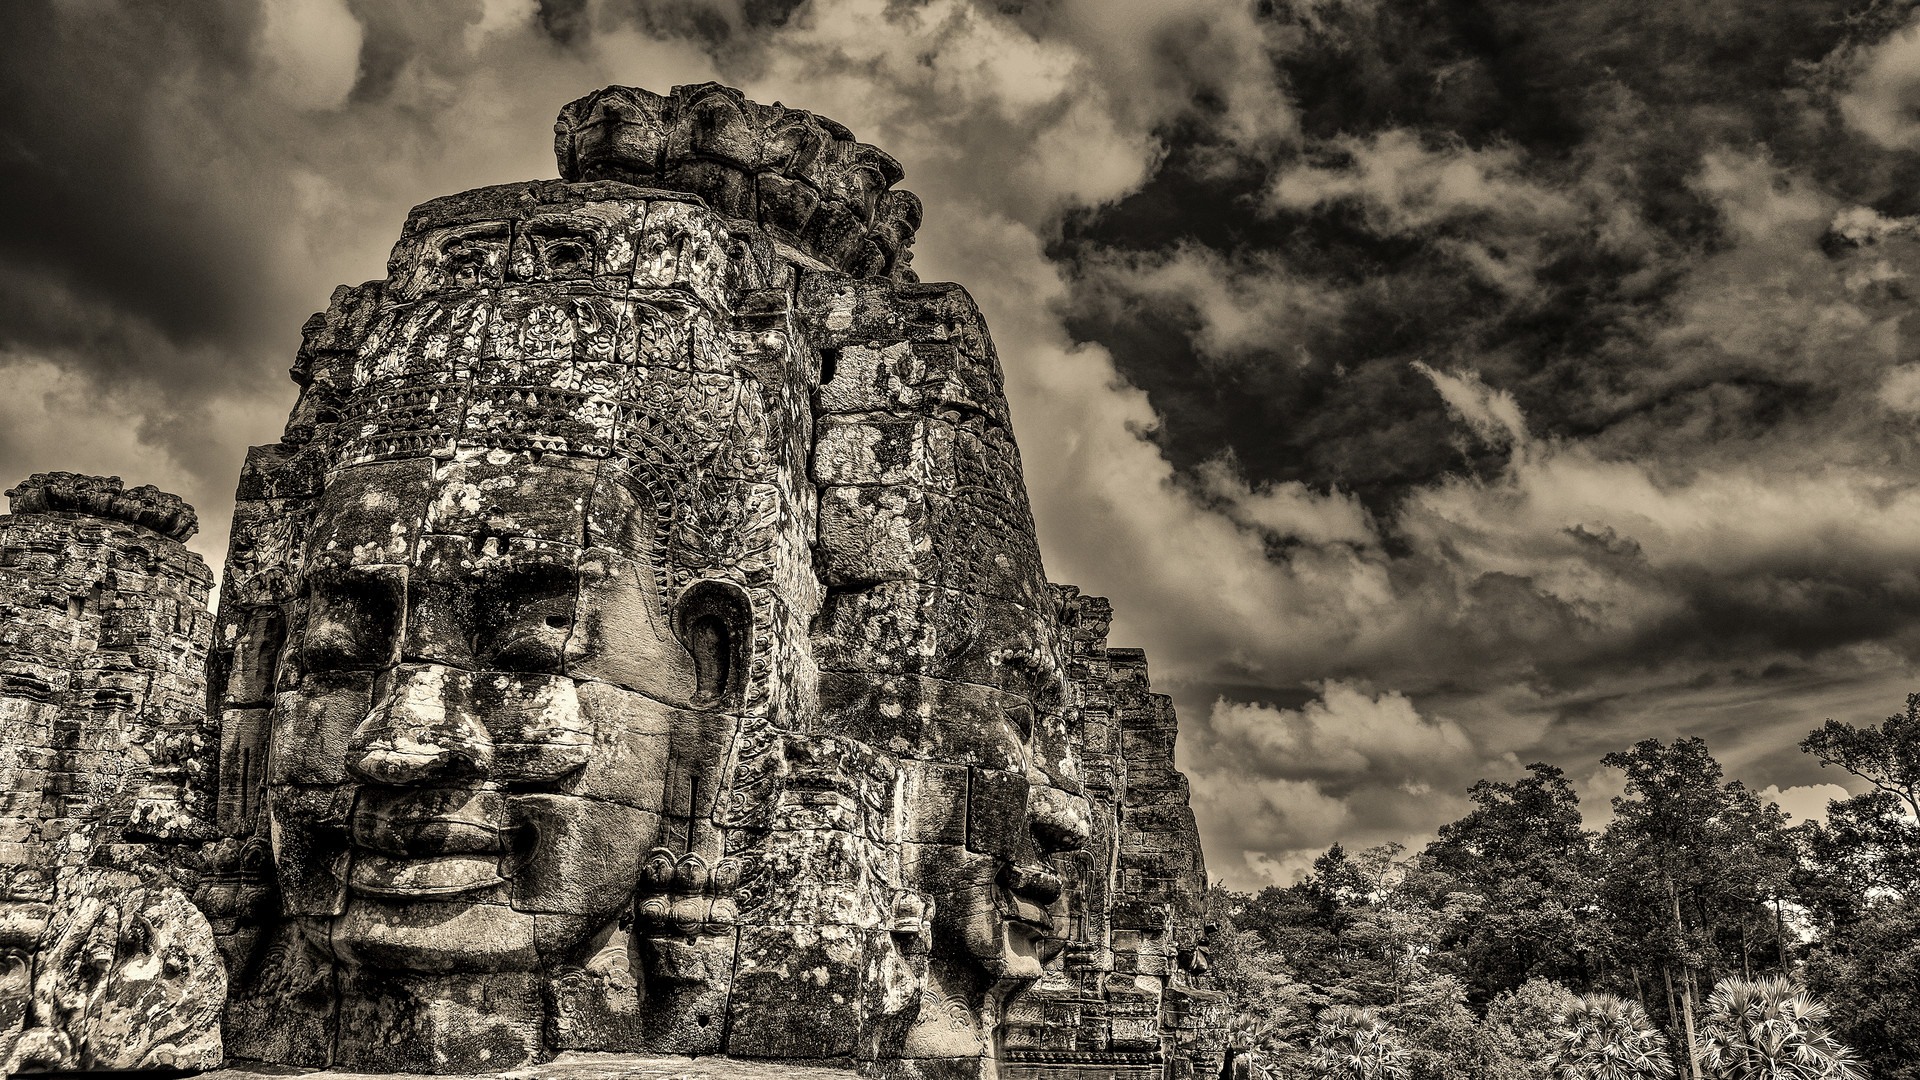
[475,565,577,674]
[300,571,403,673]
[672,580,751,708]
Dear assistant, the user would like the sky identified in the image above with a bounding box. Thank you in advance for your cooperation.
[6,0,1920,889]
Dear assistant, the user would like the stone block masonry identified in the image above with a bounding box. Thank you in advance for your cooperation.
[0,83,1226,1080]
[0,472,224,1072]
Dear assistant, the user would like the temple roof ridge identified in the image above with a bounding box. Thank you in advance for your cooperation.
[5,471,198,542]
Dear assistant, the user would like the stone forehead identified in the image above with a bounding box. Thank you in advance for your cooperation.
[300,454,636,564]
[336,204,792,471]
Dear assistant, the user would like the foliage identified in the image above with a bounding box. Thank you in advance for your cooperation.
[1802,897,1920,1080]
[1426,765,1599,1000]
[1546,993,1676,1080]
[1595,736,1796,1067]
[1305,1005,1414,1080]
[1796,788,1920,926]
[1205,701,1920,1079]
[1802,694,1920,822]
[1484,979,1584,1079]
[1797,695,1920,927]
[1693,977,1864,1080]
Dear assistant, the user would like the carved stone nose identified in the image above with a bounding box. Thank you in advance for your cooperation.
[347,666,492,785]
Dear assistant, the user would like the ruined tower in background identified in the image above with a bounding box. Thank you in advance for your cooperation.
[0,473,225,1072]
[0,84,1224,1080]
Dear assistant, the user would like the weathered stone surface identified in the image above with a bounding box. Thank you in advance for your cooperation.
[206,1051,863,1080]
[0,475,225,1070]
[554,84,921,281]
[0,83,1224,1080]
[4,472,199,541]
[3,866,224,1072]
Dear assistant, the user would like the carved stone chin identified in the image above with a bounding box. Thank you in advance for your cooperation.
[0,82,1226,1080]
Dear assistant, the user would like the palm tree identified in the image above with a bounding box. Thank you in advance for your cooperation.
[1303,1005,1412,1080]
[1547,992,1677,1080]
[1695,977,1865,1080]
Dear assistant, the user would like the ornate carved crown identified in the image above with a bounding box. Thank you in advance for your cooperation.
[554,82,922,281]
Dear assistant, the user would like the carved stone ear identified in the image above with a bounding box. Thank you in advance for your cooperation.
[671,580,752,708]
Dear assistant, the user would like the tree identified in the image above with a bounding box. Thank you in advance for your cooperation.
[1694,977,1864,1080]
[1387,971,1501,1080]
[1797,698,1920,927]
[1547,992,1676,1080]
[1431,765,1591,879]
[1426,764,1598,1000]
[1242,844,1410,1011]
[1802,693,1920,821]
[1599,739,1796,1077]
[1795,788,1920,926]
[1483,978,1582,1079]
[1306,1005,1414,1080]
[1800,895,1920,1080]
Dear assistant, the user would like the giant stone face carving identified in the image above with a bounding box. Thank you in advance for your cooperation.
[194,82,1225,1079]
[220,183,800,1068]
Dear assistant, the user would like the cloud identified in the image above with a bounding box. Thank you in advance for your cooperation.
[1208,682,1478,781]
[1412,363,1529,448]
[1071,244,1348,363]
[1267,130,1578,237]
[1195,777,1353,889]
[1194,457,1377,548]
[257,0,365,111]
[1191,683,1486,887]
[1839,13,1920,151]
[1760,783,1854,825]
[12,0,1920,891]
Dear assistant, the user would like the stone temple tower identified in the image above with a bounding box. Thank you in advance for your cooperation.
[0,473,225,1071]
[0,85,1225,1080]
[0,472,213,865]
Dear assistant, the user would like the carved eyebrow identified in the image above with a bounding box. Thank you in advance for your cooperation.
[470,559,581,587]
[304,564,405,595]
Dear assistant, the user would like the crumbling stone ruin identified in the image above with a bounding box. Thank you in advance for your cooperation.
[0,84,1224,1079]
[0,473,225,1072]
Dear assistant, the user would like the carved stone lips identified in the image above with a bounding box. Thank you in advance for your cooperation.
[1000,860,1061,931]
[346,786,512,898]
[348,853,505,898]
[1001,888,1054,932]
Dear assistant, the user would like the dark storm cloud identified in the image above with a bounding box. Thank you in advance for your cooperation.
[1061,0,1920,499]
[6,0,1918,887]
[1050,0,1920,882]
[0,5,268,347]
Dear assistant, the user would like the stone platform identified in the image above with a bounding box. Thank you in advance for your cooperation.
[206,1054,859,1080]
